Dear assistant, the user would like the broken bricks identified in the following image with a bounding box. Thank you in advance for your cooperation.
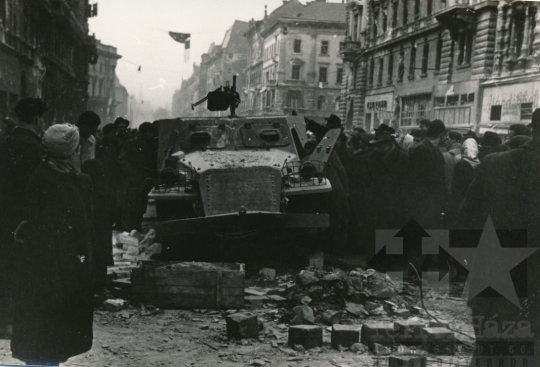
[288,325,323,349]
[331,325,360,349]
[225,313,259,339]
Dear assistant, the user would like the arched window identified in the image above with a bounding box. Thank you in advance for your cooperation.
[317,96,325,110]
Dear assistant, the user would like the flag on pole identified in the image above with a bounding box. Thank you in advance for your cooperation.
[169,32,191,62]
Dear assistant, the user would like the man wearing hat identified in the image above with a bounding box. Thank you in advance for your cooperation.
[455,108,540,367]
[76,110,101,164]
[11,124,93,366]
[358,125,409,262]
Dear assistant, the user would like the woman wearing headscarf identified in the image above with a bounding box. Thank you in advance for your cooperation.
[11,124,93,366]
[449,138,481,221]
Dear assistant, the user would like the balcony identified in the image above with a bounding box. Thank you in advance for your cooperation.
[339,41,364,63]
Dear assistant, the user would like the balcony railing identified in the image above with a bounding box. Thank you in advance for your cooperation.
[339,40,364,62]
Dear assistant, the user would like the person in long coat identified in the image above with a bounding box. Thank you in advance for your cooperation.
[0,98,47,335]
[82,159,115,293]
[117,122,158,231]
[406,120,448,228]
[363,127,409,261]
[11,124,93,366]
[449,138,480,220]
[455,108,540,367]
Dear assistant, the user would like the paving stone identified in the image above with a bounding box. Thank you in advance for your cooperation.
[321,310,341,326]
[298,270,319,285]
[266,294,287,303]
[331,325,360,349]
[389,356,427,367]
[345,302,366,317]
[393,309,411,318]
[251,359,266,366]
[104,299,125,312]
[225,313,259,339]
[360,322,396,348]
[364,301,378,311]
[422,327,455,355]
[291,305,315,325]
[245,289,268,297]
[246,298,264,310]
[394,320,425,345]
[288,325,323,349]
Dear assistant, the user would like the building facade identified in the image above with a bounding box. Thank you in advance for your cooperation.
[87,40,122,127]
[0,0,97,125]
[114,75,129,120]
[172,20,248,118]
[341,0,540,134]
[244,0,347,118]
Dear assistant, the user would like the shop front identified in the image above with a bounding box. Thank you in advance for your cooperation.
[480,79,540,137]
[433,80,479,129]
[364,93,394,132]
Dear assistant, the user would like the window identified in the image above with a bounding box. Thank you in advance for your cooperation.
[382,9,388,33]
[387,52,394,83]
[291,65,301,80]
[409,42,416,80]
[392,1,398,28]
[490,105,502,121]
[288,91,301,109]
[294,39,301,53]
[403,0,409,24]
[521,102,533,120]
[265,71,270,81]
[377,57,384,86]
[414,0,420,20]
[401,94,432,126]
[319,67,327,83]
[353,14,360,41]
[373,7,379,38]
[427,0,433,15]
[435,97,446,107]
[336,68,344,84]
[321,41,329,55]
[515,12,526,58]
[457,30,473,66]
[369,59,375,87]
[317,96,325,110]
[421,42,429,76]
[335,97,340,111]
[435,35,443,72]
[447,95,459,106]
[398,52,405,81]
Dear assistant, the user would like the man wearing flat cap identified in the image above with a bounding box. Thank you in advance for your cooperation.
[11,123,94,366]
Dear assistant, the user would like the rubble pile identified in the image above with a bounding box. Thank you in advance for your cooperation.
[112,229,162,264]
[246,267,421,324]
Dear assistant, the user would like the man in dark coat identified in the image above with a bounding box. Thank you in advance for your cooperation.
[0,98,47,335]
[82,159,115,293]
[118,122,158,231]
[362,127,409,261]
[11,124,93,365]
[406,119,448,229]
[456,108,540,367]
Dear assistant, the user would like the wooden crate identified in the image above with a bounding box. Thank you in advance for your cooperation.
[131,261,245,309]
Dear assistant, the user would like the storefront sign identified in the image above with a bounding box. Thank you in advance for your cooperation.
[481,81,540,124]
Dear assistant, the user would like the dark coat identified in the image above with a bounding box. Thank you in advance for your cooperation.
[117,136,157,214]
[11,164,94,364]
[91,178,115,276]
[406,139,448,228]
[0,127,42,236]
[96,136,124,188]
[449,159,476,219]
[456,139,540,367]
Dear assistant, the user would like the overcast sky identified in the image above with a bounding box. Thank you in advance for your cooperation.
[88,0,344,112]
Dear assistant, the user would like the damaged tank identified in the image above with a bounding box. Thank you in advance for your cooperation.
[150,77,345,262]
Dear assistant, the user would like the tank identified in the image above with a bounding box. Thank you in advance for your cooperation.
[150,78,344,261]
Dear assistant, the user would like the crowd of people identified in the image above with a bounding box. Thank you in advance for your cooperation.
[0,96,539,365]
[0,98,159,365]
